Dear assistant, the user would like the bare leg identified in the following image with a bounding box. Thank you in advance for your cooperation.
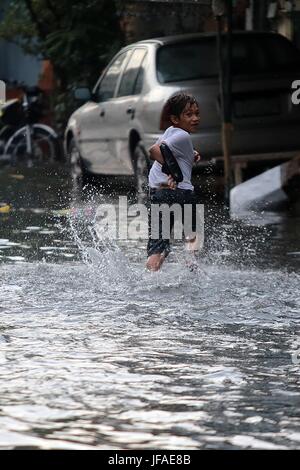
[146,252,167,272]
[185,234,201,252]
[184,235,201,271]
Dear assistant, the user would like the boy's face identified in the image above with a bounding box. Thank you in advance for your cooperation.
[171,103,200,133]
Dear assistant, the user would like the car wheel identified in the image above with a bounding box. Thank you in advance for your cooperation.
[134,142,150,201]
[68,138,92,198]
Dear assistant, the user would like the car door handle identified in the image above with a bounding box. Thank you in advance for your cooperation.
[126,107,135,119]
[100,109,105,117]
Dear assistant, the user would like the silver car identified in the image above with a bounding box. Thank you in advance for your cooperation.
[65,31,300,194]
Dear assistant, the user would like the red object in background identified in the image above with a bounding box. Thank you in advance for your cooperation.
[3,60,57,128]
[6,87,23,101]
[38,60,56,93]
[37,60,56,126]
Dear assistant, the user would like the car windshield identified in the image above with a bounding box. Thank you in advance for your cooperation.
[157,34,300,83]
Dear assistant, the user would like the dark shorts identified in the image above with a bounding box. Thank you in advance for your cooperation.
[147,188,199,257]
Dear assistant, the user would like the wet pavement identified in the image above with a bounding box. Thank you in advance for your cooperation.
[0,163,299,450]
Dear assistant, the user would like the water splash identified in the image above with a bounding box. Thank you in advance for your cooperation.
[66,195,140,289]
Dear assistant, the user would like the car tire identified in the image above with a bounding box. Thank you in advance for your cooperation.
[68,137,93,198]
[133,142,150,201]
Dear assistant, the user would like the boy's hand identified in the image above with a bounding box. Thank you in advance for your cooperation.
[167,174,177,190]
[194,150,201,163]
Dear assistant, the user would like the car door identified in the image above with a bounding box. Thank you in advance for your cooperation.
[107,48,148,175]
[79,50,131,174]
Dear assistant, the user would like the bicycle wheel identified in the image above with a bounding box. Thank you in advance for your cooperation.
[5,126,61,166]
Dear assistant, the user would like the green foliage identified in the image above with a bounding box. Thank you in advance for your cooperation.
[0,0,123,127]
[0,0,123,87]
[49,88,77,134]
[0,0,36,52]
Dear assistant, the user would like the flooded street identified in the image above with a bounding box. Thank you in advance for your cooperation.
[0,164,300,450]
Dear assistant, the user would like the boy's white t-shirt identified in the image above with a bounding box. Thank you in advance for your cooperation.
[148,126,194,191]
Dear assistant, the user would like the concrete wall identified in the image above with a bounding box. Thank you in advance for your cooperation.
[117,0,213,44]
[117,0,251,44]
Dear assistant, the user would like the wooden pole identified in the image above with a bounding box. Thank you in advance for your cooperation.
[214,1,233,205]
[223,0,233,205]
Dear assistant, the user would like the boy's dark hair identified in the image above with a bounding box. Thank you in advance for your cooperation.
[160,93,198,130]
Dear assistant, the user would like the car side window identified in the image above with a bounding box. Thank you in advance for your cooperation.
[117,48,147,97]
[133,57,146,95]
[97,52,130,102]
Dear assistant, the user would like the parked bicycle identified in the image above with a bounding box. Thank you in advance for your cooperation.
[0,86,62,166]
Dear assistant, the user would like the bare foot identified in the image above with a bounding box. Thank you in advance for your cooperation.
[146,252,167,272]
[185,234,201,252]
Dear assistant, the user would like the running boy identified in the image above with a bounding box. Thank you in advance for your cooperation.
[146,93,201,272]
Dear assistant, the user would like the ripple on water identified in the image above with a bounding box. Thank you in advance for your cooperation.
[0,256,300,449]
[0,192,300,449]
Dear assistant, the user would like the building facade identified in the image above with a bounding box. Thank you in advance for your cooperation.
[117,0,300,48]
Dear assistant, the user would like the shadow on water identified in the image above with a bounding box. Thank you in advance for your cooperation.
[0,164,300,450]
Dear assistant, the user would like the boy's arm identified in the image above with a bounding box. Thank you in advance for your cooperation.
[148,143,177,189]
[149,144,164,165]
[194,150,201,163]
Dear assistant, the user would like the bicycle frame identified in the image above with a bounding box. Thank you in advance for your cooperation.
[3,87,61,164]
[23,93,33,156]
[25,124,33,155]
[4,123,60,158]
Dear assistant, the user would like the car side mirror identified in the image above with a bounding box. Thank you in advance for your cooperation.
[74,87,92,102]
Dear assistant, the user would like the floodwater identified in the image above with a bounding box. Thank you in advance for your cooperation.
[0,164,299,450]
